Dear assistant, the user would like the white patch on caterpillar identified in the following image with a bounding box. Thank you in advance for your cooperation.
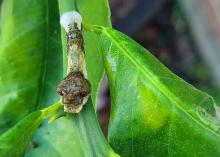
[60,11,82,32]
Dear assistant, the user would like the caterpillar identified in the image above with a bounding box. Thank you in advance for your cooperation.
[56,11,91,113]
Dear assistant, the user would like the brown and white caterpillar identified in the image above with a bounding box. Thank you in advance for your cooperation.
[56,11,91,113]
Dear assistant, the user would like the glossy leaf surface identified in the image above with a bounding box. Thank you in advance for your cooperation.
[0,0,63,134]
[98,27,220,157]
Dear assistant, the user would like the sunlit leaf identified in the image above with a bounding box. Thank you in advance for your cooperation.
[97,27,220,157]
[0,0,63,134]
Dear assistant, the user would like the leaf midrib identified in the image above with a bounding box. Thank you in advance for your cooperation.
[36,1,49,110]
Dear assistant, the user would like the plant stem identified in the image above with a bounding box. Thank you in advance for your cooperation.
[82,23,103,34]
[41,101,62,118]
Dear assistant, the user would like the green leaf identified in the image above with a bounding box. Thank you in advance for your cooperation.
[0,0,63,133]
[26,0,116,156]
[0,101,62,157]
[25,99,119,157]
[0,111,43,157]
[79,0,111,107]
[97,27,220,156]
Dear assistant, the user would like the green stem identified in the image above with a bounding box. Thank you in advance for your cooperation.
[70,98,120,157]
[41,101,63,118]
[82,23,103,34]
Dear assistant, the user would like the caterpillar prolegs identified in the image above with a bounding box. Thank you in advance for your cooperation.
[56,11,91,113]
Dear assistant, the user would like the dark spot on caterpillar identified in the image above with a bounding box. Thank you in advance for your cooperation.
[56,71,91,113]
[67,23,84,52]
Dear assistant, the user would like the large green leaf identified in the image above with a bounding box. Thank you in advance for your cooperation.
[77,0,111,106]
[0,111,43,157]
[26,0,116,156]
[26,99,119,157]
[0,0,63,134]
[0,102,61,157]
[95,27,220,156]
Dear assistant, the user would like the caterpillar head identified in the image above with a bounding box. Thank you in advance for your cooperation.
[56,71,91,113]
